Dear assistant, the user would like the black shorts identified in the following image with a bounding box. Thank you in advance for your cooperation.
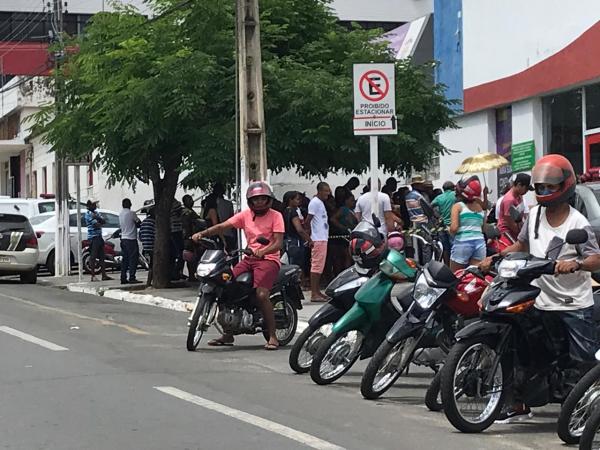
[90,236,105,261]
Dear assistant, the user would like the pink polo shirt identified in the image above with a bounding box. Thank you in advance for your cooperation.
[227,208,285,264]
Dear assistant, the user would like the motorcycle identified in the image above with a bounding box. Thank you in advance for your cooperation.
[555,288,600,444]
[82,230,149,274]
[186,237,303,351]
[309,248,417,385]
[440,228,591,433]
[577,364,600,450]
[360,260,492,401]
[288,219,385,374]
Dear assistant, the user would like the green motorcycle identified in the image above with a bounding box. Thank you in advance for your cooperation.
[310,248,417,385]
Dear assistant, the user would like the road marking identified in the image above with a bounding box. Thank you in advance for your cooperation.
[0,292,149,335]
[0,326,68,351]
[154,386,344,450]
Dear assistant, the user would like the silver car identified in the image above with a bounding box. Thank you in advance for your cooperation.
[0,213,39,284]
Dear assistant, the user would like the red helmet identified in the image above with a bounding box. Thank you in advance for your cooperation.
[456,175,482,201]
[349,236,386,269]
[532,154,576,207]
[246,181,274,215]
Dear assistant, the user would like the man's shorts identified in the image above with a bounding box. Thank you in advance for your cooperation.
[232,256,279,291]
[450,238,486,265]
[311,241,328,274]
[89,236,105,261]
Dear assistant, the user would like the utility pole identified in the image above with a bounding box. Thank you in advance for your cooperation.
[236,0,267,205]
[52,0,70,277]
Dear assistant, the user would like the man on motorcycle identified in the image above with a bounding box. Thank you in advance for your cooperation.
[192,181,284,350]
[482,154,600,421]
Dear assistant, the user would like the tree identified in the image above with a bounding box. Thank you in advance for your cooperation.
[34,0,456,288]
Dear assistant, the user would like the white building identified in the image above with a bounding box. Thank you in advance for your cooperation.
[433,0,600,199]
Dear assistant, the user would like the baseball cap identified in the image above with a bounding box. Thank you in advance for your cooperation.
[514,173,534,191]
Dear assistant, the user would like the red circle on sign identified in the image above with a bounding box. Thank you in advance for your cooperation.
[359,70,389,102]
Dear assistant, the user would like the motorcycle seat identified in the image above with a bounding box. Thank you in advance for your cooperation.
[276,264,301,284]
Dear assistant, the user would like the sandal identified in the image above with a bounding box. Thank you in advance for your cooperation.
[208,338,234,347]
[264,343,279,351]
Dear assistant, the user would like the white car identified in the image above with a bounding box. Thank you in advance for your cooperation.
[0,213,40,283]
[29,209,121,274]
[0,197,86,218]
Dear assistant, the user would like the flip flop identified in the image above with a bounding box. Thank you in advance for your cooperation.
[310,298,328,303]
[264,343,279,351]
[208,338,234,347]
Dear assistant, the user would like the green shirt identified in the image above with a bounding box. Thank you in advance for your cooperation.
[431,190,456,226]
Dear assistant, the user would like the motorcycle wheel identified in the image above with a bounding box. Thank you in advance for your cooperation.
[441,337,506,433]
[579,403,600,450]
[425,370,443,412]
[82,253,92,274]
[310,330,363,386]
[361,336,419,400]
[263,300,298,347]
[186,295,213,351]
[557,363,600,444]
[288,324,332,374]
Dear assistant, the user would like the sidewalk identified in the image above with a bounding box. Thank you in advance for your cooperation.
[38,271,322,324]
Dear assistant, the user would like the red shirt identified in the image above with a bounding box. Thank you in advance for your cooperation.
[497,190,524,236]
[227,208,285,264]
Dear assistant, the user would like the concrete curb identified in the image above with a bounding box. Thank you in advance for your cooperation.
[65,284,191,312]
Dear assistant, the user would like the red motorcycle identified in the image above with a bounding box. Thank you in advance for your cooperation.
[360,260,493,403]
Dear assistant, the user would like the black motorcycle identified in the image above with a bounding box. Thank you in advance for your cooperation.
[440,228,591,433]
[186,238,303,351]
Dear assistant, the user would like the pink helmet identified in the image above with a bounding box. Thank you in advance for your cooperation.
[387,231,404,251]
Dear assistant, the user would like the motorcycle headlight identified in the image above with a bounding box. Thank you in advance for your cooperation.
[334,277,369,294]
[497,259,527,279]
[196,263,216,277]
[413,273,445,310]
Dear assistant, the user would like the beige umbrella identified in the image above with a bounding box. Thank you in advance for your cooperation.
[455,153,509,174]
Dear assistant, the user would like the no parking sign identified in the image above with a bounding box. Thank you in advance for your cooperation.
[353,64,397,136]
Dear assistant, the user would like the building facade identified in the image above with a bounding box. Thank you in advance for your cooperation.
[434,0,600,197]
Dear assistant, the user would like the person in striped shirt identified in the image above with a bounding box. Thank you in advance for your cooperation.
[449,176,486,271]
[139,207,156,286]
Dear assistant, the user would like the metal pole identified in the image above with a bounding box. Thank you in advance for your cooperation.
[370,135,379,222]
[75,167,82,283]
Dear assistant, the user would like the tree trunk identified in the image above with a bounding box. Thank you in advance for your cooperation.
[151,166,180,289]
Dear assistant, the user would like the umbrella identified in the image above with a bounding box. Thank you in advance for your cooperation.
[455,153,509,174]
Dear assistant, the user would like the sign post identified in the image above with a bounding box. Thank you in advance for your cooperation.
[353,63,397,220]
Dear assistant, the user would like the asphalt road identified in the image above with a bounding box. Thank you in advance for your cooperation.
[0,281,567,450]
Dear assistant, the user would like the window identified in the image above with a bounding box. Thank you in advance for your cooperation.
[32,171,37,198]
[103,213,121,228]
[42,166,47,193]
[38,202,55,214]
[586,83,600,131]
[68,213,85,227]
[543,89,583,174]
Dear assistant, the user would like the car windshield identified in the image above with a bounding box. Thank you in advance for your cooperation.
[29,214,53,226]
[0,214,33,233]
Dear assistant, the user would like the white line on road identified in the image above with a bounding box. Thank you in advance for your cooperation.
[154,386,344,450]
[0,326,69,351]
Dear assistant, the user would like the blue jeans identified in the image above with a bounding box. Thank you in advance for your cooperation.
[120,239,139,282]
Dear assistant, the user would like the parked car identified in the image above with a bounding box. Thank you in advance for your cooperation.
[0,213,39,283]
[29,208,121,275]
[0,197,86,218]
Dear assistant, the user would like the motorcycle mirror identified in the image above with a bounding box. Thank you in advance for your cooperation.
[256,236,270,245]
[420,198,436,219]
[196,219,208,231]
[566,229,588,245]
[483,224,500,239]
[111,229,121,239]
[371,213,381,229]
[508,205,522,222]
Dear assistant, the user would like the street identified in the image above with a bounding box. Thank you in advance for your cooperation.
[0,281,568,450]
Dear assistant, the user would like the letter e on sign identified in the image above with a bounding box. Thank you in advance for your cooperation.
[353,63,397,136]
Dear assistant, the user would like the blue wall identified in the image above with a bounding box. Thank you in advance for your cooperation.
[434,0,463,111]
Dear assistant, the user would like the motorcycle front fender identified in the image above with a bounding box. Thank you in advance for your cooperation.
[308,303,347,329]
[454,319,511,341]
[332,303,369,335]
[200,282,216,295]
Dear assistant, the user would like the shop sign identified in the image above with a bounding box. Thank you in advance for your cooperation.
[511,140,535,172]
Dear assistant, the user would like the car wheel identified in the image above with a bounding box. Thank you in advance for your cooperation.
[46,251,55,276]
[20,269,37,284]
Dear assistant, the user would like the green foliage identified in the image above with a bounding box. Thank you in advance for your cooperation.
[34,0,456,190]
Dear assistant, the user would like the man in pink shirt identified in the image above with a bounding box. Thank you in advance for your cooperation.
[193,181,284,350]
[497,173,533,240]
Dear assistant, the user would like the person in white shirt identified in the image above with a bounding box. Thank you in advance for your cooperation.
[355,179,397,235]
[119,198,141,284]
[305,182,331,302]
